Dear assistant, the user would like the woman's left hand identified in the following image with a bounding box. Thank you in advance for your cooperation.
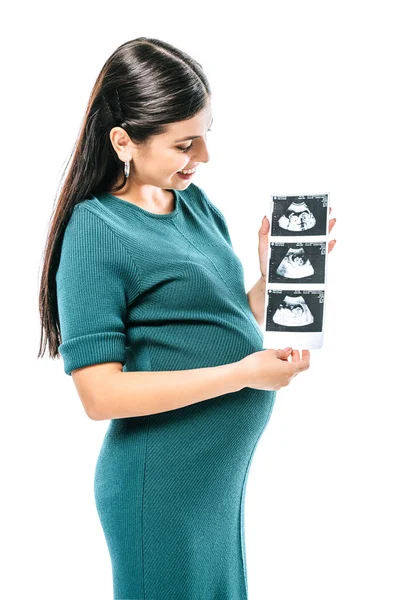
[258,207,337,279]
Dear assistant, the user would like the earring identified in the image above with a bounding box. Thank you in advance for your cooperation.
[124,158,131,178]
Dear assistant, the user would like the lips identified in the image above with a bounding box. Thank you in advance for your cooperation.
[177,170,195,179]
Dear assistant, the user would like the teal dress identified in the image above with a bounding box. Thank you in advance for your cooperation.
[56,183,277,600]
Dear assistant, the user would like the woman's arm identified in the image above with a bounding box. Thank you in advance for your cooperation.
[74,360,248,420]
[246,275,266,327]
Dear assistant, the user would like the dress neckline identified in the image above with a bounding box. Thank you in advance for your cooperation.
[95,189,181,220]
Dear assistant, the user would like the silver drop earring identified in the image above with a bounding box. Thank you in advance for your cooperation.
[124,158,131,178]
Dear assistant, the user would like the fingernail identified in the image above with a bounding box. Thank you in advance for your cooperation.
[284,347,292,351]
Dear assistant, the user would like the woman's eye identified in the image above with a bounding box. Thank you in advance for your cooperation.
[178,144,192,153]
[177,128,212,153]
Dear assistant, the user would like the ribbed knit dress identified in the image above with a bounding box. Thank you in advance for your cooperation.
[56,182,277,600]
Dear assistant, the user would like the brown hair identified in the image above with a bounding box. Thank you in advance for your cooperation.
[37,37,211,363]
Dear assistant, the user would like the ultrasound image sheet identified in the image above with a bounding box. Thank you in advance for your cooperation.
[262,194,330,350]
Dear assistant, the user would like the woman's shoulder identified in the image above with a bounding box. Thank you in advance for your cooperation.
[66,195,134,240]
[57,197,140,289]
[60,197,133,263]
[186,183,232,248]
[62,198,113,242]
[187,182,228,225]
[186,182,225,219]
[69,196,107,220]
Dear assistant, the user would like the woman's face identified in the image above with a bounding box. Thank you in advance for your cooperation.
[111,99,213,191]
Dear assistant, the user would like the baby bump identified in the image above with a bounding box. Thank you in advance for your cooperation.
[94,386,276,512]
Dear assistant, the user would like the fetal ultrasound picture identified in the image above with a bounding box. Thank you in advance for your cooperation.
[271,195,328,237]
[268,241,326,284]
[266,289,324,332]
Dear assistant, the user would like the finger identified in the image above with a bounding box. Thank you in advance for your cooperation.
[277,347,292,361]
[294,350,311,372]
[291,349,300,362]
[328,239,337,253]
[259,217,270,261]
[260,215,270,234]
[328,217,336,233]
[277,347,292,356]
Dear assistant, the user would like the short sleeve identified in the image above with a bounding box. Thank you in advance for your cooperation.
[55,205,141,376]
[195,185,234,248]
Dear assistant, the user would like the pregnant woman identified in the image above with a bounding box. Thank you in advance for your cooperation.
[38,37,336,600]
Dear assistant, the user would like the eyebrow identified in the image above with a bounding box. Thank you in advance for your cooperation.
[174,117,213,143]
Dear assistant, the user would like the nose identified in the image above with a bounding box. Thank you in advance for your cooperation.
[195,139,211,164]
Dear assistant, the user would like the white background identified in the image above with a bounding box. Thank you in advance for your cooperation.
[2,0,399,598]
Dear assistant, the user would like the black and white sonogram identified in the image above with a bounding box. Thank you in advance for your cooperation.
[271,195,328,236]
[268,242,326,284]
[266,289,324,333]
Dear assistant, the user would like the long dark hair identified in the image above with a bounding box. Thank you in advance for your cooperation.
[37,37,211,363]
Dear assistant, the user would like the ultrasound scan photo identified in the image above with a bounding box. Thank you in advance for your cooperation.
[266,289,325,334]
[276,246,314,279]
[271,194,328,237]
[272,294,314,327]
[278,201,316,232]
[268,242,326,284]
[263,193,330,349]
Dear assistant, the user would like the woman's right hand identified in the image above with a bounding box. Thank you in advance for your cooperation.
[238,347,310,391]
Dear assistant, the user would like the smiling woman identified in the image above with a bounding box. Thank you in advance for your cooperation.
[100,95,213,208]
[38,36,279,600]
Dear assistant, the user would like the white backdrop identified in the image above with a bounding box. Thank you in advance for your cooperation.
[2,1,399,598]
